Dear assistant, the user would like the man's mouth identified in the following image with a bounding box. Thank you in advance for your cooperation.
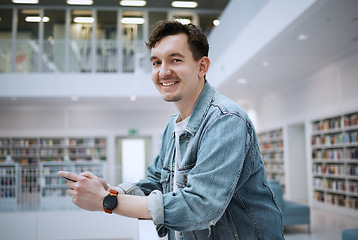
[160,77,180,86]
[161,81,178,86]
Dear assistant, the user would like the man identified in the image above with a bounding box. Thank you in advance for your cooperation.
[58,20,284,239]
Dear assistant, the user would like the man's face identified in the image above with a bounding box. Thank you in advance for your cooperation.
[150,33,204,105]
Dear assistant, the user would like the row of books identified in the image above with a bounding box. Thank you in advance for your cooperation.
[264,163,284,172]
[313,164,358,177]
[313,164,346,176]
[0,189,16,198]
[312,148,358,160]
[0,138,64,147]
[312,113,358,132]
[2,147,106,157]
[262,152,284,160]
[257,130,283,141]
[344,114,358,127]
[313,118,341,131]
[260,141,284,151]
[314,178,346,191]
[311,131,358,146]
[0,167,16,175]
[0,138,106,147]
[314,179,358,194]
[348,165,358,176]
[41,176,68,186]
[0,177,16,186]
[42,188,68,197]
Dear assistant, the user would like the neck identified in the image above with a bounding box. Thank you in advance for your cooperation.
[175,80,205,121]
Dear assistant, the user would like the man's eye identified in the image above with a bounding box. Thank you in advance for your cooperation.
[152,61,161,66]
[173,59,181,63]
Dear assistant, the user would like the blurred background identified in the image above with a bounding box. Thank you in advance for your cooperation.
[0,0,358,239]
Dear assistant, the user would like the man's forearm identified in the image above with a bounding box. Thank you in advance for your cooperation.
[111,194,152,220]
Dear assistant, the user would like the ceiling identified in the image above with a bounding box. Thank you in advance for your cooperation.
[0,0,229,10]
[1,0,358,112]
[216,0,358,109]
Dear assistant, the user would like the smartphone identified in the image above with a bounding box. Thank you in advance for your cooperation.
[63,177,76,182]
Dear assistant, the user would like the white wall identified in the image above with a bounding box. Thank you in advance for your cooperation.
[255,49,358,131]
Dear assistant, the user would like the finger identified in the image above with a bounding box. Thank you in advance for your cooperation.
[80,171,98,179]
[67,188,76,197]
[58,171,81,182]
[66,180,77,189]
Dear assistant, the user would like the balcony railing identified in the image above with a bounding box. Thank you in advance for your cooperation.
[0,39,151,74]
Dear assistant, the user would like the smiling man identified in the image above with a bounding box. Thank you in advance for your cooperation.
[58,20,284,240]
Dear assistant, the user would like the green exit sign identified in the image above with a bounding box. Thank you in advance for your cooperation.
[128,129,138,136]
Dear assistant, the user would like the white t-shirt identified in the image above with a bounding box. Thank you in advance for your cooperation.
[173,115,190,239]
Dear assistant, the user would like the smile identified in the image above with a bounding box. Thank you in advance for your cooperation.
[161,81,179,86]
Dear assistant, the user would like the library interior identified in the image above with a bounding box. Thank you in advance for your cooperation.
[0,0,358,239]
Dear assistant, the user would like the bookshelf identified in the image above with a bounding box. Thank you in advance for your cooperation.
[39,138,66,162]
[311,111,358,216]
[0,136,107,210]
[258,128,285,191]
[0,138,11,163]
[0,163,19,205]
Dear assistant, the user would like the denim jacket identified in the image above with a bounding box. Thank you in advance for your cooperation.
[120,82,284,240]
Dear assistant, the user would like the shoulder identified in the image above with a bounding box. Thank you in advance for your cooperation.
[210,92,249,122]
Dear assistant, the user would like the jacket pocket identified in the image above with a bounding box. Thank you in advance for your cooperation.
[175,169,190,189]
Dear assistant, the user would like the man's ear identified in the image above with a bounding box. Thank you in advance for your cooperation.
[198,57,210,78]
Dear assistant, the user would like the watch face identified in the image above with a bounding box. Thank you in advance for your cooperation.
[103,194,118,210]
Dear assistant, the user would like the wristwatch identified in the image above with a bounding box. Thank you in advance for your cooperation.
[103,189,118,214]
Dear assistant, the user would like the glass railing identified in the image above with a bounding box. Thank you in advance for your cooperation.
[0,39,151,74]
[0,39,12,73]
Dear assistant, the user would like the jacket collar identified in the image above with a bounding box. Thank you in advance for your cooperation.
[185,81,216,136]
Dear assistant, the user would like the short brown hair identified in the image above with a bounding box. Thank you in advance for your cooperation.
[146,20,209,61]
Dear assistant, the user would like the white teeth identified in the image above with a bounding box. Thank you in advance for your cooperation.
[162,82,176,86]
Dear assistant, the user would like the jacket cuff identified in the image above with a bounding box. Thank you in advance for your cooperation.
[146,190,164,226]
[117,182,145,196]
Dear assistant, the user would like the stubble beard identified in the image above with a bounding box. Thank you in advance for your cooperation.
[163,95,182,102]
[159,77,182,102]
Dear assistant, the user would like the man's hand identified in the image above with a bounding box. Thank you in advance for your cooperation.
[57,171,108,211]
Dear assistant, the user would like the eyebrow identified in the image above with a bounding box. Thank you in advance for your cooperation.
[149,52,185,62]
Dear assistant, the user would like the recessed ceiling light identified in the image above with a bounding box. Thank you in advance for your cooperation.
[71,96,79,101]
[297,34,309,41]
[261,61,269,67]
[12,0,38,4]
[172,1,198,8]
[237,78,248,84]
[73,17,94,23]
[25,16,50,22]
[213,19,220,26]
[120,0,146,7]
[121,17,145,24]
[67,0,93,5]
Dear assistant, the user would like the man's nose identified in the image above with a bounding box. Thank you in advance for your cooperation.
[159,63,172,78]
